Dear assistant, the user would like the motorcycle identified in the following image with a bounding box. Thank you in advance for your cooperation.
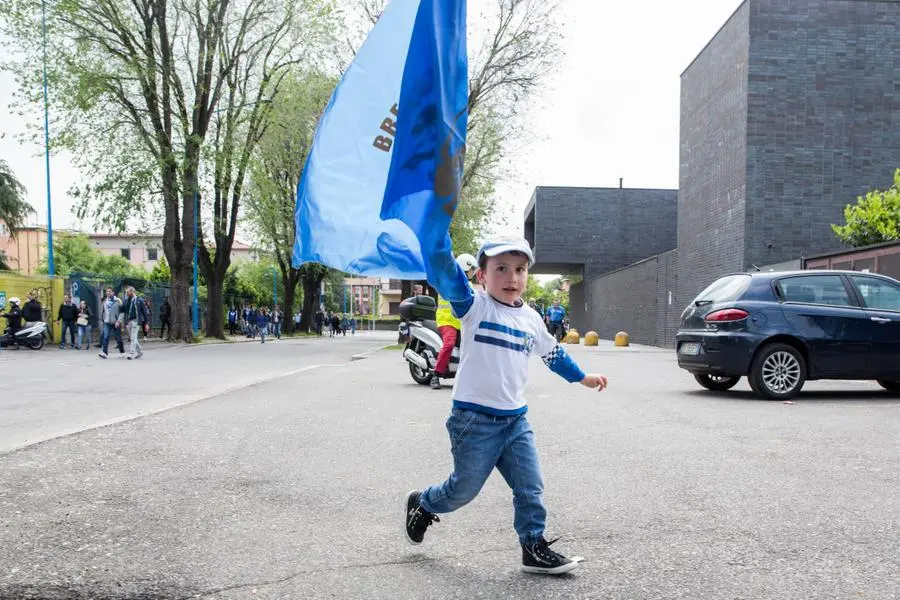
[0,321,48,350]
[398,295,459,385]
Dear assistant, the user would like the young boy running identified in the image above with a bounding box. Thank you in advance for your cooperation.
[405,236,608,575]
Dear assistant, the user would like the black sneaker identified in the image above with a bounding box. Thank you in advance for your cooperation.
[430,376,442,390]
[404,490,439,545]
[521,537,581,575]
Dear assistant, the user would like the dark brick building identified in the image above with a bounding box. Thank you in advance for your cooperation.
[678,0,900,307]
[525,0,900,347]
[524,186,678,327]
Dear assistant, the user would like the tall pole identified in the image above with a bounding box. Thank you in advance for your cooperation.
[41,0,55,276]
[192,189,199,332]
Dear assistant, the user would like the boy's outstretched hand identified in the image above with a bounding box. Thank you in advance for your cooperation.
[580,374,608,391]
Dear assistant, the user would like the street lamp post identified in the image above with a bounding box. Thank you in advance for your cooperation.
[41,0,55,276]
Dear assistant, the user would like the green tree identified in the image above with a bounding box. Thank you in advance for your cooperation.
[832,170,900,247]
[245,69,337,334]
[0,160,35,269]
[148,256,172,283]
[36,233,146,278]
[0,0,338,342]
[0,159,33,236]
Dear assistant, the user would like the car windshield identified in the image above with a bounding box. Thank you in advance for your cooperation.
[691,274,751,305]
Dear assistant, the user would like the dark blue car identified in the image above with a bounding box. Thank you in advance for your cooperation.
[676,270,900,399]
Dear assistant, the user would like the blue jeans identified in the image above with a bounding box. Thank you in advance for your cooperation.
[420,408,546,545]
[60,321,76,347]
[274,322,281,338]
[101,322,124,354]
[77,324,91,349]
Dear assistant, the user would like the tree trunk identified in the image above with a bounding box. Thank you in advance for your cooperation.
[300,276,322,333]
[205,276,225,339]
[169,262,193,342]
[282,270,301,334]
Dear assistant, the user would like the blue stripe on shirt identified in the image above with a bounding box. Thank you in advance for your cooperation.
[478,321,527,338]
[473,334,527,352]
[453,400,528,417]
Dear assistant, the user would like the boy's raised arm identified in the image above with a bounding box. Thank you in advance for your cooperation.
[425,243,474,318]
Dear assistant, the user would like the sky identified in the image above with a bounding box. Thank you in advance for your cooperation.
[0,0,745,237]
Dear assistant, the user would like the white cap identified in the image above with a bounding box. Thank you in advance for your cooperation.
[476,236,535,267]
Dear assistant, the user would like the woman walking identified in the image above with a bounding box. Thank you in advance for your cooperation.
[76,300,93,350]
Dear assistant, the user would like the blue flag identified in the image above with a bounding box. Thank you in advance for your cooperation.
[292,0,468,280]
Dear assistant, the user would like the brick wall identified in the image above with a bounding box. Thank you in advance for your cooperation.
[678,2,751,310]
[744,0,900,269]
[586,250,679,347]
[529,187,678,280]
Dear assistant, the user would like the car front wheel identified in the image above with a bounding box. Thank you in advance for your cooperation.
[876,380,900,393]
[748,343,806,400]
[694,374,740,392]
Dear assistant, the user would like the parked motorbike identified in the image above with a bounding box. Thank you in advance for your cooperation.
[0,321,48,350]
[398,295,459,385]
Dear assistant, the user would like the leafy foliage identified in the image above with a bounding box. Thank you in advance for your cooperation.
[832,170,900,247]
[148,256,172,283]
[0,159,34,236]
[524,275,569,311]
[35,233,147,278]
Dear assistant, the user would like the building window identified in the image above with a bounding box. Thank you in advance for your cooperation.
[148,248,158,261]
[120,248,131,260]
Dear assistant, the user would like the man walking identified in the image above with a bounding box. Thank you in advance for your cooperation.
[159,298,172,339]
[546,299,567,341]
[99,287,125,358]
[56,294,78,349]
[122,286,148,360]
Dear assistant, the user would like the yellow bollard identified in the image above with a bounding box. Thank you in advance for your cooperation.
[614,331,630,347]
[584,331,599,346]
[564,329,580,344]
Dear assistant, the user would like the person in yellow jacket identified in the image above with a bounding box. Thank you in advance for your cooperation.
[431,253,478,390]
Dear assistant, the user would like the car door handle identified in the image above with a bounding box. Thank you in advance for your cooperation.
[870,317,891,324]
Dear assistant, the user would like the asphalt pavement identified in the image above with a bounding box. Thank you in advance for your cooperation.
[1,336,897,599]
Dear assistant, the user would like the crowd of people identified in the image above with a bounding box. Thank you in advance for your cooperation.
[312,309,357,337]
[229,304,287,343]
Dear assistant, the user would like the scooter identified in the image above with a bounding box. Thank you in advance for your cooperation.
[0,321,48,350]
[398,295,459,385]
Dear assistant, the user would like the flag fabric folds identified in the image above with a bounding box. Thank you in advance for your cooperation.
[292,0,468,280]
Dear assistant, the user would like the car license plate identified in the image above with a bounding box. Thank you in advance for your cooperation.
[679,342,701,355]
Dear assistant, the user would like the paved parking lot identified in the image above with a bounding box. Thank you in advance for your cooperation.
[1,338,897,599]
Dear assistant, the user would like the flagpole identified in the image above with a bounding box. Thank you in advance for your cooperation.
[41,0,55,276]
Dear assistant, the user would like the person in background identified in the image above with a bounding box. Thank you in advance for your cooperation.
[546,299,567,341]
[122,286,148,360]
[56,294,78,349]
[272,305,283,339]
[76,300,92,350]
[528,298,544,320]
[99,287,125,359]
[350,315,357,335]
[159,298,172,339]
[314,308,324,336]
[331,312,341,337]
[256,307,270,344]
[22,292,43,326]
[1,297,23,337]
[340,313,350,336]
[227,306,238,335]
[143,298,153,339]
[294,310,302,332]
